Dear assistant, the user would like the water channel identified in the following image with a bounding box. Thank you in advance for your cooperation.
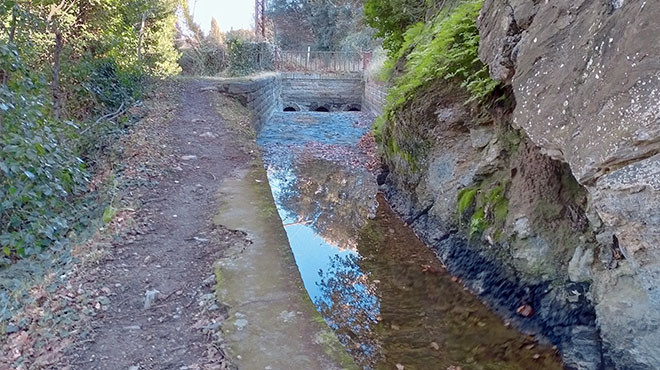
[257,111,562,370]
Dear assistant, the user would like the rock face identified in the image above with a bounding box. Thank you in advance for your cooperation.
[478,0,660,368]
[379,80,605,367]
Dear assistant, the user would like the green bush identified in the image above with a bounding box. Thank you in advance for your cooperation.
[457,187,477,215]
[226,39,275,77]
[374,0,500,148]
[84,59,144,113]
[0,45,88,260]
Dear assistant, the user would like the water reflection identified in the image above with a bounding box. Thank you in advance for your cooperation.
[316,253,382,368]
[258,112,562,369]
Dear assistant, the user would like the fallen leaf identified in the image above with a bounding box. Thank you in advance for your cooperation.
[517,304,534,317]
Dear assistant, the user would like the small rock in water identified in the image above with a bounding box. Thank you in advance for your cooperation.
[234,318,248,331]
[430,342,440,350]
[181,155,198,161]
[144,289,161,309]
[396,364,405,370]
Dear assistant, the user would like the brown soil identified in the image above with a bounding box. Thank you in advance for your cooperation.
[61,79,251,369]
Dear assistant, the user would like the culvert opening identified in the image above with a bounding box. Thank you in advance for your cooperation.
[314,106,330,112]
[283,106,298,112]
[346,106,361,112]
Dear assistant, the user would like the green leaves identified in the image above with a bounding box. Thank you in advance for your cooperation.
[102,206,116,223]
[1,44,87,259]
[379,0,500,132]
[365,0,432,55]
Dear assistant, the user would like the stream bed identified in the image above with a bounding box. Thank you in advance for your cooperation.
[258,111,562,370]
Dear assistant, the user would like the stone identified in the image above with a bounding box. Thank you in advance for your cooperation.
[475,140,503,176]
[512,217,531,239]
[592,154,660,264]
[199,131,216,138]
[233,318,248,331]
[469,126,494,149]
[143,289,161,310]
[567,246,594,282]
[180,155,198,161]
[478,1,660,366]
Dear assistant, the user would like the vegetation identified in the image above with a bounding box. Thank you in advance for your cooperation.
[383,0,498,113]
[370,0,500,174]
[1,0,180,261]
[226,38,275,77]
[457,187,478,215]
[457,181,509,240]
[364,0,438,54]
[176,4,227,75]
[268,0,378,52]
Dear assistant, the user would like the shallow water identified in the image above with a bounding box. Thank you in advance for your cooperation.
[258,111,562,370]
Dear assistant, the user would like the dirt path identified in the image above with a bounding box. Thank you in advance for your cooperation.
[65,79,250,369]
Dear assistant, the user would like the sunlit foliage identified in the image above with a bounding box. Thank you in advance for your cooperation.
[0,0,181,260]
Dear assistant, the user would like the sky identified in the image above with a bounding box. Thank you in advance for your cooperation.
[189,0,254,34]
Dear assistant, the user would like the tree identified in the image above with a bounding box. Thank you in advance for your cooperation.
[364,0,432,53]
[0,0,182,259]
[268,0,375,51]
[208,17,223,45]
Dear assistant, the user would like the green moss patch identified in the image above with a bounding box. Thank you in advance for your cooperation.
[458,180,510,241]
[458,188,478,215]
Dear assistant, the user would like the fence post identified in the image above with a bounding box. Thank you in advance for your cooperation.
[306,46,310,70]
[363,52,372,71]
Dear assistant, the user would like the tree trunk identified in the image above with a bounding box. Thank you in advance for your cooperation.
[137,12,147,61]
[8,6,17,44]
[52,30,63,119]
[1,7,18,85]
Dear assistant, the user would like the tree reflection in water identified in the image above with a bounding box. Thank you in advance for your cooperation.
[315,253,383,369]
[272,156,377,251]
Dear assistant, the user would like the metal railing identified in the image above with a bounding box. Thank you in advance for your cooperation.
[275,50,367,73]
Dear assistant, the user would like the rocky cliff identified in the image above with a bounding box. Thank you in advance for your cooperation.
[376,0,659,369]
[478,0,659,368]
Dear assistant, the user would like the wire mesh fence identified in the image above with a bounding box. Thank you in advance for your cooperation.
[275,50,367,73]
[225,46,370,74]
